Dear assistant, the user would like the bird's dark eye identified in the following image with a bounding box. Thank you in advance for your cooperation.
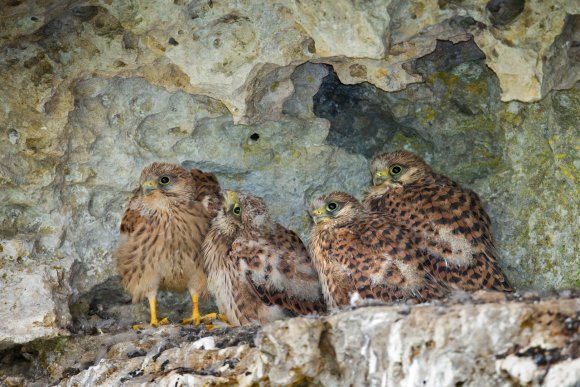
[159,175,171,185]
[233,204,241,216]
[389,165,403,175]
[326,202,338,212]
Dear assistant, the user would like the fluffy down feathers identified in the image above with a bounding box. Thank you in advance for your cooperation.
[308,191,448,309]
[364,151,512,292]
[203,190,326,326]
[116,162,220,304]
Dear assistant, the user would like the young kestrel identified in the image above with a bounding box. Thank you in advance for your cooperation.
[203,190,326,326]
[308,192,448,309]
[364,151,512,292]
[116,162,221,327]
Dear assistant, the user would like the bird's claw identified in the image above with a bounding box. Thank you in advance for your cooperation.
[153,317,170,326]
[132,317,170,331]
[180,312,230,329]
[180,315,201,326]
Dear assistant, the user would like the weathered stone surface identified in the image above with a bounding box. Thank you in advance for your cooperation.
[0,261,71,351]
[1,0,577,122]
[0,0,578,350]
[543,14,580,95]
[311,49,579,290]
[2,292,577,386]
[249,292,580,386]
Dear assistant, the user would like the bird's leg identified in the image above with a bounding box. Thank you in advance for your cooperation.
[133,297,169,330]
[148,297,170,326]
[181,293,230,327]
[181,293,202,325]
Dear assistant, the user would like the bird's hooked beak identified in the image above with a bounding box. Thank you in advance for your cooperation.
[222,190,238,212]
[372,170,390,186]
[142,180,158,194]
[310,206,328,224]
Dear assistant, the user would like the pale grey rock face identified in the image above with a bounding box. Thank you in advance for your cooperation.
[0,0,578,352]
[0,73,368,349]
[58,75,368,291]
[3,292,577,386]
[250,294,580,386]
[0,262,70,351]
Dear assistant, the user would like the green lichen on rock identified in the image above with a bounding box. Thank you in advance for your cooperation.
[490,86,580,289]
[311,41,579,290]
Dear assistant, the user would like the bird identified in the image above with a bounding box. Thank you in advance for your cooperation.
[203,190,326,326]
[116,162,222,328]
[308,191,448,309]
[363,150,513,292]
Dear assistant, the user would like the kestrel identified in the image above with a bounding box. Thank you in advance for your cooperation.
[308,191,448,309]
[203,190,326,326]
[364,151,512,292]
[116,162,221,327]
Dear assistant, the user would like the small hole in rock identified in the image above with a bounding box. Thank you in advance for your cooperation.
[31,16,38,21]
[168,37,179,46]
[249,133,260,141]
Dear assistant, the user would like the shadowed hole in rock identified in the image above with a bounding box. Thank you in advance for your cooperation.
[310,38,504,184]
[313,64,415,158]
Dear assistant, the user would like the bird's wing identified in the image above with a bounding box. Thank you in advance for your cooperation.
[426,184,513,291]
[190,168,221,212]
[233,229,327,316]
[119,188,144,235]
[332,215,448,303]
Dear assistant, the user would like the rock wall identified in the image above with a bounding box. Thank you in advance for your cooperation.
[2,292,578,386]
[0,0,578,351]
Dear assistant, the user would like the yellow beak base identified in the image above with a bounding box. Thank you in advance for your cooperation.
[142,180,158,193]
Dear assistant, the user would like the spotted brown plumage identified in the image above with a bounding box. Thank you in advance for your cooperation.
[116,162,221,327]
[203,190,326,326]
[308,192,448,309]
[364,151,513,292]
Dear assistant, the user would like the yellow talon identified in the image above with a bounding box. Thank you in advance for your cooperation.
[203,313,230,331]
[180,294,230,327]
[202,312,230,325]
[181,293,202,325]
[133,297,170,330]
[153,317,170,326]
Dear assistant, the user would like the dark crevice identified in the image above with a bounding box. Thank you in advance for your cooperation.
[313,65,420,158]
[413,38,486,76]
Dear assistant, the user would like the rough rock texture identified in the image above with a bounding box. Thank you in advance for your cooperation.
[312,48,580,291]
[252,292,580,386]
[1,292,578,386]
[0,0,578,350]
[0,262,70,351]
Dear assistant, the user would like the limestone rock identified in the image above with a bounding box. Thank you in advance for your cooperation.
[0,0,579,350]
[0,261,71,351]
[2,292,577,386]
[1,0,577,123]
[248,293,580,386]
[311,53,579,290]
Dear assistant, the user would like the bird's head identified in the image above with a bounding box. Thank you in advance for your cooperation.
[309,191,364,229]
[215,190,270,236]
[369,151,432,189]
[139,162,196,209]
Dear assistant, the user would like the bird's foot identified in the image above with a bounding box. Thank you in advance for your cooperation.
[181,312,229,329]
[203,312,229,324]
[132,317,170,331]
[203,313,231,331]
[180,312,201,326]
